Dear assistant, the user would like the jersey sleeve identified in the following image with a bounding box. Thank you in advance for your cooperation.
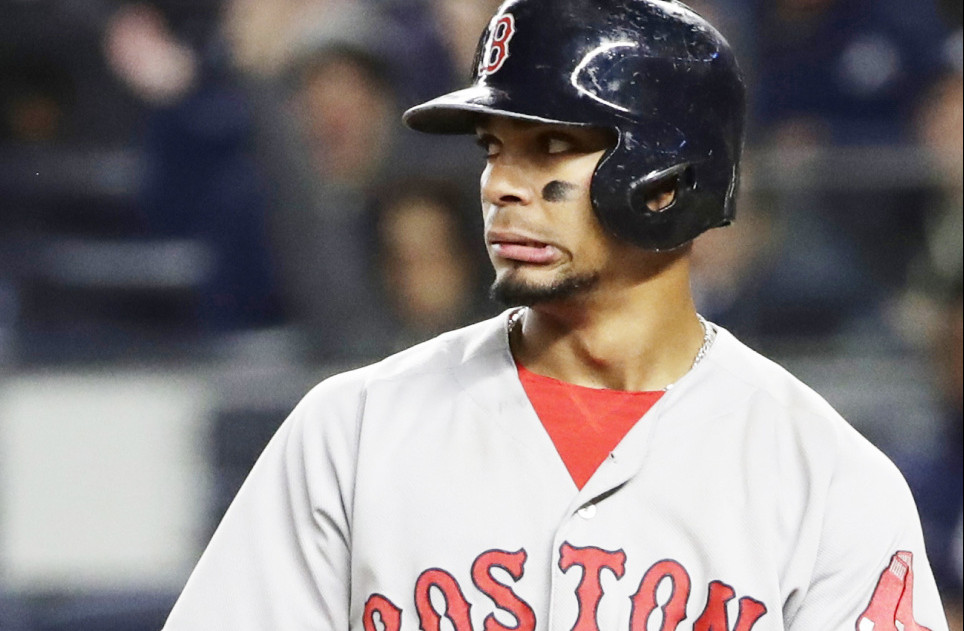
[787,424,950,631]
[163,374,361,630]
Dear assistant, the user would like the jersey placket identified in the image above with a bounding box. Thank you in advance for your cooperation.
[545,389,674,629]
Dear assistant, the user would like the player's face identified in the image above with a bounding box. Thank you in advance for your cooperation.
[476,117,627,306]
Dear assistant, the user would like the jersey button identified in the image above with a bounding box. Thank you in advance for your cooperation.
[577,504,597,519]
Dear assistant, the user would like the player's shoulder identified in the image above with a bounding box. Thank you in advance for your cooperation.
[699,326,894,468]
[367,313,509,381]
[704,327,838,412]
[301,312,511,405]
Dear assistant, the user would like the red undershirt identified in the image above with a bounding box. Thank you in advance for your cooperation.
[517,363,664,489]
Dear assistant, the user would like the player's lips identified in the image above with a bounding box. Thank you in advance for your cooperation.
[486,230,561,264]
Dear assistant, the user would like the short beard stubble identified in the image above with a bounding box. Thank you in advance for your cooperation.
[489,270,601,307]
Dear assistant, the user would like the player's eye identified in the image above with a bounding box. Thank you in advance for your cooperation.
[546,136,574,154]
[475,135,500,158]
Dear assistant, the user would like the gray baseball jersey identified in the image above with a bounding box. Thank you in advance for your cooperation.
[164,311,948,630]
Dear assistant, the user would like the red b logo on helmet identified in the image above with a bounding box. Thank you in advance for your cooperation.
[480,14,516,76]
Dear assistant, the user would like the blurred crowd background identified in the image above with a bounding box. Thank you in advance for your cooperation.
[0,0,960,628]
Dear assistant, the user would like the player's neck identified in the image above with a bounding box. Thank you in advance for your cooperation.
[510,257,704,392]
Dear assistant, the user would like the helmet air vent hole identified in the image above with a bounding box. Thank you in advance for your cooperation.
[641,174,679,212]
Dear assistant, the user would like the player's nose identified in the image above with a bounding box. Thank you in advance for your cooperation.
[480,160,534,208]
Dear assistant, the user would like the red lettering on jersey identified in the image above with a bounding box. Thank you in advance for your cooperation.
[629,559,692,631]
[481,14,516,75]
[364,594,402,631]
[471,548,536,631]
[558,542,627,631]
[415,568,473,631]
[856,551,932,631]
[693,581,767,631]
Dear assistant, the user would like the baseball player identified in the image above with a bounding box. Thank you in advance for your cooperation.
[163,1,950,629]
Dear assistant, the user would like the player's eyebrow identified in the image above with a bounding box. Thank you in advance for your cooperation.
[537,127,613,153]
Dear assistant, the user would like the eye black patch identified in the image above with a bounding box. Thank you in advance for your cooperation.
[541,180,579,203]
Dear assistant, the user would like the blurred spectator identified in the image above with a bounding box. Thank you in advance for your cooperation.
[105,5,199,107]
[745,0,957,339]
[104,3,284,333]
[247,2,484,360]
[373,177,493,351]
[692,164,878,345]
[888,70,964,349]
[102,0,485,358]
[750,0,951,145]
[287,37,396,186]
[258,8,418,360]
[913,72,963,286]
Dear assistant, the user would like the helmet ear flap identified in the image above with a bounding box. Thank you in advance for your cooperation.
[592,153,719,251]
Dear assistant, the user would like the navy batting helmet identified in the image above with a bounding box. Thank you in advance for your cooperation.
[403,0,746,251]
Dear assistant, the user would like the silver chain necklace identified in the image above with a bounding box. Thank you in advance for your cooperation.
[507,309,716,390]
[665,314,714,391]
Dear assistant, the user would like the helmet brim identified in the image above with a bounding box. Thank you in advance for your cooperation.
[403,85,582,134]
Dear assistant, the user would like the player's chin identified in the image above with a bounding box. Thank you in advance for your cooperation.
[489,269,599,307]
